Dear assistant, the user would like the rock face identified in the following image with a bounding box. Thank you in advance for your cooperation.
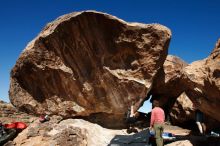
[149,44,220,128]
[183,39,220,122]
[151,55,188,98]
[169,92,219,130]
[149,55,188,116]
[9,11,171,127]
[169,92,194,125]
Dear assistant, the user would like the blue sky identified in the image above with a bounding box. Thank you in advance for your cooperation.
[0,0,220,110]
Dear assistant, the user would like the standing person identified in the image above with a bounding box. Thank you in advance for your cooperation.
[150,100,165,146]
[195,109,206,135]
[193,101,206,135]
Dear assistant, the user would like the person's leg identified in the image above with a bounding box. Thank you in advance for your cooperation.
[127,123,134,134]
[154,124,163,146]
[196,121,203,134]
[201,122,206,134]
[126,117,136,133]
[159,124,164,146]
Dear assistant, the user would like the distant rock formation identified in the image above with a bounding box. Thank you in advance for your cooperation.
[0,100,35,124]
[9,11,171,128]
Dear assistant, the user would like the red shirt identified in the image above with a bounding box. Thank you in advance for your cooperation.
[150,107,165,127]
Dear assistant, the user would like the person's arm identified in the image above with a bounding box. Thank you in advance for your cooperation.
[130,105,134,117]
[133,97,143,113]
[134,112,139,117]
[163,110,165,122]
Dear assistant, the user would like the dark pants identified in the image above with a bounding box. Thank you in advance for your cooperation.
[126,117,137,124]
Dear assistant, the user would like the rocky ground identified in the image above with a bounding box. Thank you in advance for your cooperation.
[2,93,219,145]
[1,101,220,146]
[6,119,220,146]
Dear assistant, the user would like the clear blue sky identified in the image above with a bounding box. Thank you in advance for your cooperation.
[0,0,220,105]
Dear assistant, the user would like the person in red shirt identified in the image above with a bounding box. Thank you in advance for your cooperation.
[150,100,165,146]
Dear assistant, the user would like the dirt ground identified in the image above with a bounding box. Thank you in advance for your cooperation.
[163,124,220,146]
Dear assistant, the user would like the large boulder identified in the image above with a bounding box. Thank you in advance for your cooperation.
[9,11,171,128]
[183,39,220,122]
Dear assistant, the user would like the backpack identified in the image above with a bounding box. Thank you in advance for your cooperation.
[4,122,27,130]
